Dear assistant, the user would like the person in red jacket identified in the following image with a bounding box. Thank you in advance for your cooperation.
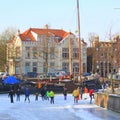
[89,89,94,104]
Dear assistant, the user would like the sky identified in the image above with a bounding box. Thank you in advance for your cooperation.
[1,0,120,45]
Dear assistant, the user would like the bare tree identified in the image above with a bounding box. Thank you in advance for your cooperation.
[0,27,17,72]
[88,32,98,47]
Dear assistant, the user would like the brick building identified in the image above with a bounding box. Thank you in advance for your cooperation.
[87,35,120,77]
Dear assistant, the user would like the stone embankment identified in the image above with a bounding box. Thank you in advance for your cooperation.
[94,87,120,113]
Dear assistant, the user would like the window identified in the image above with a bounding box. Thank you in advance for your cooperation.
[16,47,21,58]
[62,48,69,59]
[25,62,30,74]
[43,62,47,73]
[49,62,55,73]
[26,38,31,41]
[37,35,41,42]
[62,62,69,72]
[50,47,55,59]
[101,53,104,57]
[73,48,78,58]
[50,62,54,67]
[32,47,38,59]
[43,52,48,59]
[15,62,20,74]
[33,62,37,72]
[73,63,79,74]
[25,47,31,59]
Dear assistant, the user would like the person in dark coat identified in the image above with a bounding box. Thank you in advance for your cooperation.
[40,87,46,101]
[80,87,84,100]
[16,88,21,101]
[24,87,30,102]
[35,92,39,101]
[8,89,14,103]
[63,86,67,100]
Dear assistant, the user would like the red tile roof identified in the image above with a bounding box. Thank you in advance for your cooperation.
[19,28,72,42]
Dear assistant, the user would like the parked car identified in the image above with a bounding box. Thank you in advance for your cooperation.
[55,71,70,79]
[46,73,56,77]
[27,72,37,78]
[55,71,66,77]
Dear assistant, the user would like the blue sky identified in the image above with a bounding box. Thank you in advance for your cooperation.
[1,0,120,44]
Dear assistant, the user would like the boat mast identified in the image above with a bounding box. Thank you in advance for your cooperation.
[77,0,82,82]
[69,34,72,77]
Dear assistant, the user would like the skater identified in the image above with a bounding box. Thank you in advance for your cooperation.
[46,90,50,100]
[24,87,30,102]
[63,86,67,100]
[49,90,55,104]
[16,88,21,101]
[72,88,79,103]
[77,87,80,100]
[40,86,46,101]
[84,86,88,99]
[89,89,94,104]
[35,92,39,101]
[8,89,14,103]
[80,87,84,100]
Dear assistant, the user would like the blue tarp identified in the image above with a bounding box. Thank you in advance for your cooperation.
[3,76,19,84]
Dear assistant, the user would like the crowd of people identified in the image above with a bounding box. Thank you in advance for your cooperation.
[8,85,55,104]
[72,86,94,104]
[8,85,94,104]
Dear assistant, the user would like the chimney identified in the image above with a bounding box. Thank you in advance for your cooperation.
[44,24,49,29]
[17,29,20,35]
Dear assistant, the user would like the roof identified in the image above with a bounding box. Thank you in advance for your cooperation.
[19,28,72,42]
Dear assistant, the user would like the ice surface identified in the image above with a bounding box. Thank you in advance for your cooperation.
[0,94,120,120]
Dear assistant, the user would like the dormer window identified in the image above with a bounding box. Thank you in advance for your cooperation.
[56,36,62,42]
[26,38,31,41]
[37,35,41,42]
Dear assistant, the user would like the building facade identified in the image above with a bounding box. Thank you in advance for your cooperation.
[7,27,87,77]
[87,35,120,77]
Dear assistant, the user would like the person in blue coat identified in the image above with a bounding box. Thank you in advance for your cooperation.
[24,87,30,102]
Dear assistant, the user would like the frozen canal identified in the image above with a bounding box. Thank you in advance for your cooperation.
[0,94,120,120]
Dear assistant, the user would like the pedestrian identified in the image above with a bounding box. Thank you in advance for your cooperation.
[89,89,94,104]
[63,86,67,100]
[8,89,14,103]
[24,87,30,102]
[49,90,55,104]
[72,88,79,103]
